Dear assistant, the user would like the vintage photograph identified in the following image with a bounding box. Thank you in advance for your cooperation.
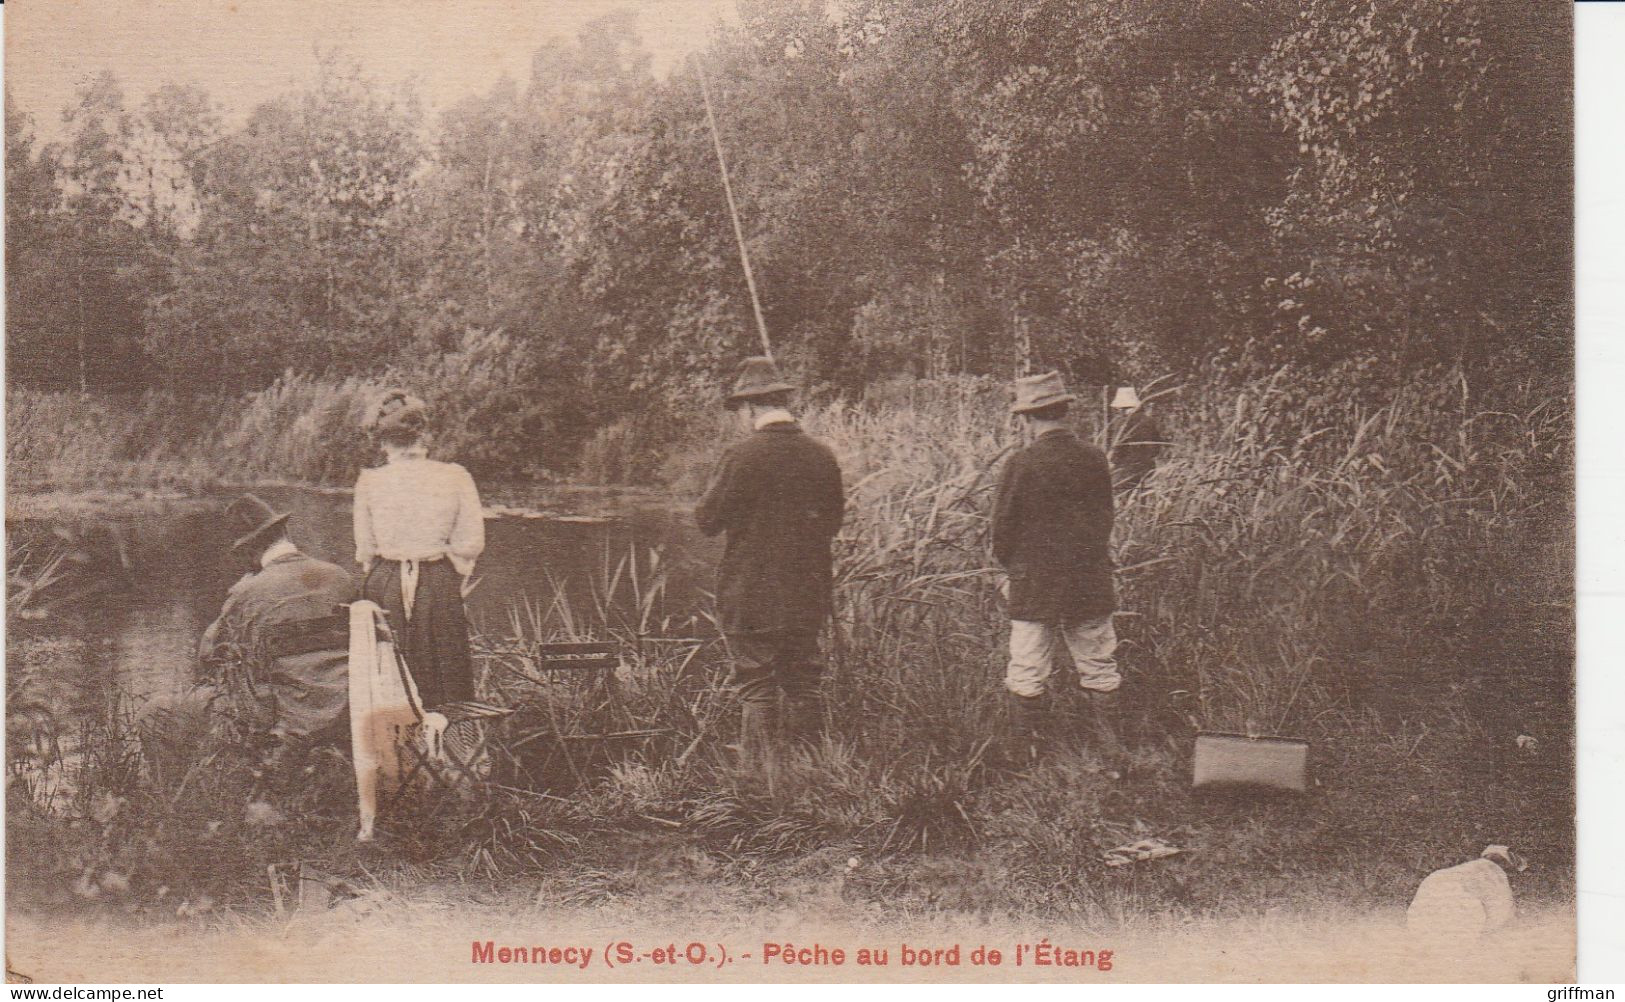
[4,0,1574,983]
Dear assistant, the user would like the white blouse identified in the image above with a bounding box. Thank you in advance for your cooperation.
[353,453,486,576]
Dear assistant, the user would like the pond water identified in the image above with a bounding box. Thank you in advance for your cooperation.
[7,485,720,711]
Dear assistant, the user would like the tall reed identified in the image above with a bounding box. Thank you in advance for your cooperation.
[8,330,556,487]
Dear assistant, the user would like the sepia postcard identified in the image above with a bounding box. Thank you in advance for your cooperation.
[4,0,1578,984]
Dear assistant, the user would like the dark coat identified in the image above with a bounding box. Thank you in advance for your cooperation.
[1111,410,1167,490]
[200,550,357,739]
[695,421,844,635]
[991,428,1115,623]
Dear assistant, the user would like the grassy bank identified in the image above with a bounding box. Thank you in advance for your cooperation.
[6,362,1574,931]
[6,332,562,487]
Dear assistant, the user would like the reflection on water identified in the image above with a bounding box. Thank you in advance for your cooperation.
[7,486,718,710]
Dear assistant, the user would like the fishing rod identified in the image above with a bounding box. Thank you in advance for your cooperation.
[697,62,775,361]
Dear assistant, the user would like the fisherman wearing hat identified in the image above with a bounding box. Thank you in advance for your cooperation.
[991,372,1121,756]
[697,357,845,760]
[1108,385,1166,491]
[199,494,357,757]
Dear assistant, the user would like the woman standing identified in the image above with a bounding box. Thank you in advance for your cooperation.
[354,390,486,708]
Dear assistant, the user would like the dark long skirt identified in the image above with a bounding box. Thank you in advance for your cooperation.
[362,558,474,709]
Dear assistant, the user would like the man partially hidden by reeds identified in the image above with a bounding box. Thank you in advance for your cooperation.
[197,495,357,769]
[697,357,845,760]
[992,372,1121,756]
[1108,386,1166,491]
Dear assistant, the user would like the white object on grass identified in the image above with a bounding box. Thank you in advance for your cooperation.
[1405,845,1523,940]
[348,600,435,842]
[1103,838,1184,867]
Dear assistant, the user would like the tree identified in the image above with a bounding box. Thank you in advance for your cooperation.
[145,51,423,389]
[49,72,156,391]
[6,94,70,388]
[130,82,224,241]
[7,0,1568,461]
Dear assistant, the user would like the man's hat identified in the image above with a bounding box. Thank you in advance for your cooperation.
[725,356,796,407]
[225,494,290,554]
[1110,386,1142,410]
[1011,371,1077,414]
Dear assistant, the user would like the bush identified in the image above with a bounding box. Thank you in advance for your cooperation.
[7,330,567,487]
[6,390,226,487]
[224,373,383,483]
[395,329,559,482]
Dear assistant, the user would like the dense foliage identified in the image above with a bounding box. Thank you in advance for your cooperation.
[6,0,1569,474]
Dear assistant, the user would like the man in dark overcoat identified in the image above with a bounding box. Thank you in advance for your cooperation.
[199,494,357,753]
[991,371,1120,752]
[696,357,845,758]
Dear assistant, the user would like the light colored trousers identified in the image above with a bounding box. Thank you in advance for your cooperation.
[1005,615,1120,698]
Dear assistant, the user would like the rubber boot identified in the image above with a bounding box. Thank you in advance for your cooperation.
[1084,689,1125,766]
[1006,692,1047,762]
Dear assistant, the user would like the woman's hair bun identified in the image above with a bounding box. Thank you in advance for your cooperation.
[367,389,429,436]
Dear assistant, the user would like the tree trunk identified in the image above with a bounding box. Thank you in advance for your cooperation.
[482,146,496,322]
[75,260,89,395]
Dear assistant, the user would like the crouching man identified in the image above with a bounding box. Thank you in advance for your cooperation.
[992,372,1121,756]
[198,495,357,766]
[696,357,845,760]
